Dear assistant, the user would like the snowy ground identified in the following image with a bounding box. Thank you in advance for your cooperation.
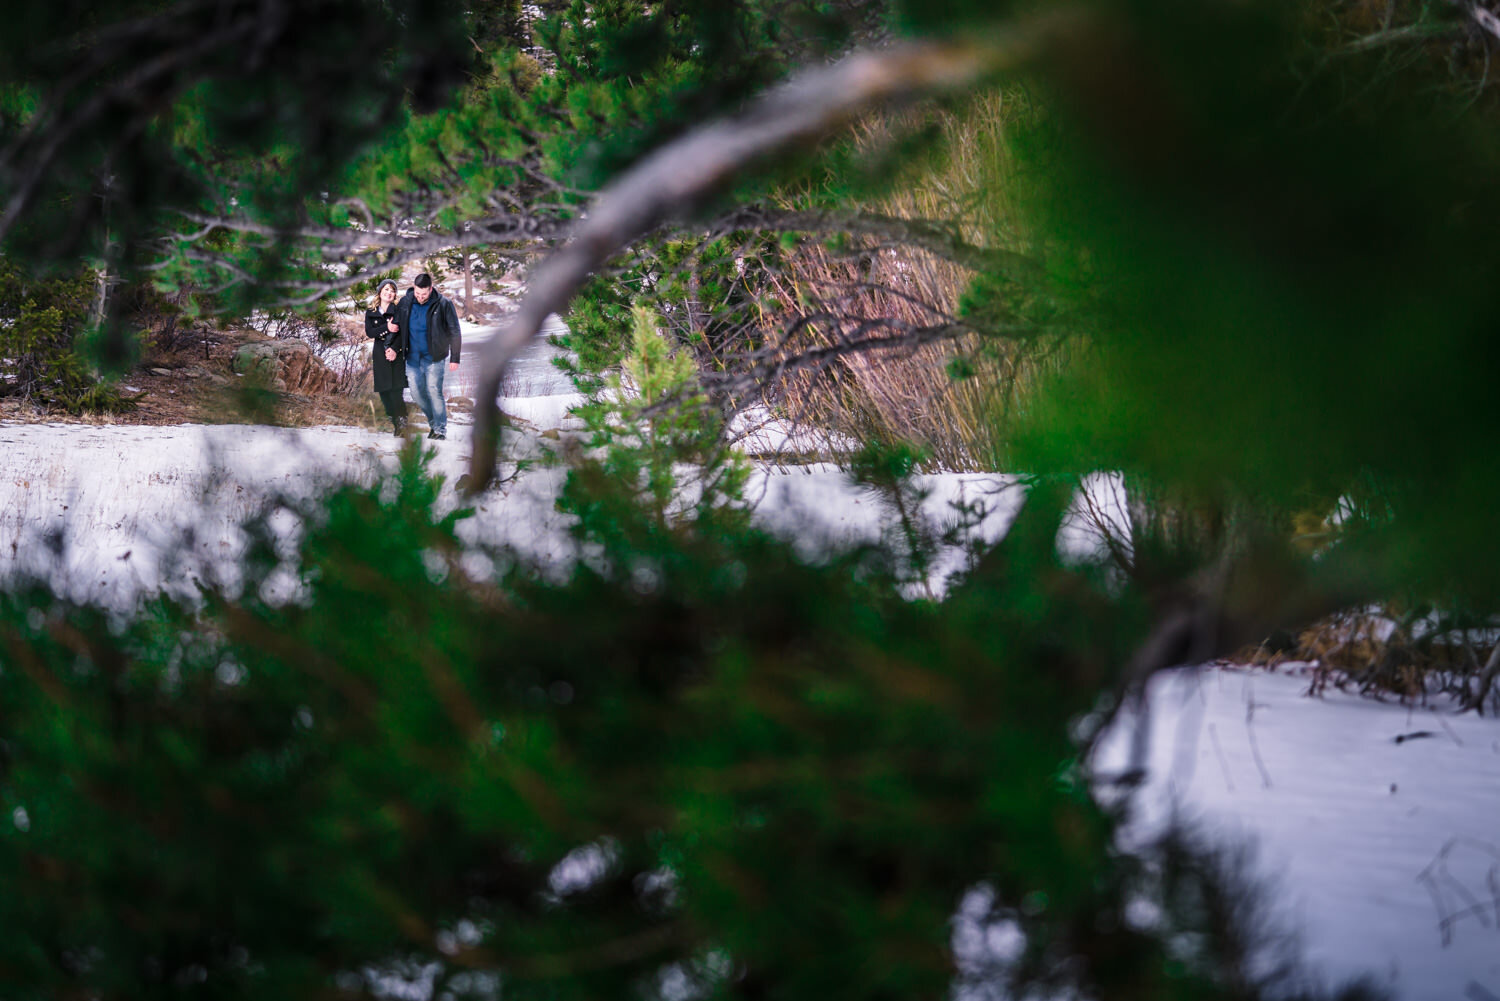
[0,420,1022,608]
[3,321,1040,606]
[1,356,1497,999]
[1096,667,1500,1001]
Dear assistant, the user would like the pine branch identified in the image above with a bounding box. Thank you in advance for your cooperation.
[0,0,321,252]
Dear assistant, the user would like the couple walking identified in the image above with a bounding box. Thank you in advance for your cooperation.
[364,273,462,439]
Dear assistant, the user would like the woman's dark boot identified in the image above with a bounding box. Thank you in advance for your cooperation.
[391,415,407,438]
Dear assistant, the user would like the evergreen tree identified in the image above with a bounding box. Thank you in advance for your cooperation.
[3,2,1500,998]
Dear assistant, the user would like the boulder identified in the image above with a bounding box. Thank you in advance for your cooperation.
[233,340,338,394]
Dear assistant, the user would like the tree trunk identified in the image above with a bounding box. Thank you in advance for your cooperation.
[463,250,473,319]
[1463,640,1500,714]
[92,266,110,329]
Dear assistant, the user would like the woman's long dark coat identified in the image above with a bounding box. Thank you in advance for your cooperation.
[364,303,408,393]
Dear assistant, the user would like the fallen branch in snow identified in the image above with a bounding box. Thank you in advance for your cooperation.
[1416,836,1500,949]
[1244,690,1274,789]
[462,14,1087,492]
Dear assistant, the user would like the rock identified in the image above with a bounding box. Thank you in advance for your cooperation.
[446,396,475,413]
[148,366,173,376]
[232,340,338,394]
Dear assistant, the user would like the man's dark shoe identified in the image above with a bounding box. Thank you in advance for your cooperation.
[426,430,436,439]
[431,431,446,440]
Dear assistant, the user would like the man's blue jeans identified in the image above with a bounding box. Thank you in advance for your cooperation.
[406,355,448,436]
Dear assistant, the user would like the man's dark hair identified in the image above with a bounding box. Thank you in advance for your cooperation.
[414,273,433,288]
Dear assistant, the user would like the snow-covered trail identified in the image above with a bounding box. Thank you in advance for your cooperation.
[452,310,579,401]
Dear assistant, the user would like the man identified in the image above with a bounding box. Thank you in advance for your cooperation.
[388,272,462,440]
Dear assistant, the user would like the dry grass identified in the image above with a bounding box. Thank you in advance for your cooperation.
[1238,607,1500,712]
[751,88,1071,470]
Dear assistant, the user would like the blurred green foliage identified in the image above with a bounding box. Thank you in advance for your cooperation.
[2,0,1500,996]
[998,0,1500,601]
[0,448,1379,1000]
[0,0,473,259]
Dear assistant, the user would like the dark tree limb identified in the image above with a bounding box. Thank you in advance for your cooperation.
[464,15,1085,492]
[697,319,988,403]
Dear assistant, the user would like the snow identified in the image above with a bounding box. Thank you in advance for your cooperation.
[1059,471,1132,566]
[319,340,369,369]
[726,404,862,458]
[0,422,573,607]
[451,313,583,404]
[0,422,1021,608]
[1095,665,1500,1000]
[744,463,1025,586]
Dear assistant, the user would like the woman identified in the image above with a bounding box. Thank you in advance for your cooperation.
[364,278,408,436]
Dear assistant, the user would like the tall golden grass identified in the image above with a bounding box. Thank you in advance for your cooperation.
[753,88,1073,471]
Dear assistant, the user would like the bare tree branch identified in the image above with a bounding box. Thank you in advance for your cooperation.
[699,318,986,401]
[171,207,571,252]
[464,14,1085,491]
[154,207,570,306]
[1340,19,1463,55]
[1469,2,1500,44]
[706,206,1044,281]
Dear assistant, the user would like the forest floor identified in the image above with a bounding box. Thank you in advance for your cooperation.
[0,327,380,429]
[0,272,526,431]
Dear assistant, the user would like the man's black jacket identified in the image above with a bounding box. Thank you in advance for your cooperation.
[392,288,462,363]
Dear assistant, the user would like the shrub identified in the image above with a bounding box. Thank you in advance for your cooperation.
[561,303,750,539]
[0,254,133,413]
